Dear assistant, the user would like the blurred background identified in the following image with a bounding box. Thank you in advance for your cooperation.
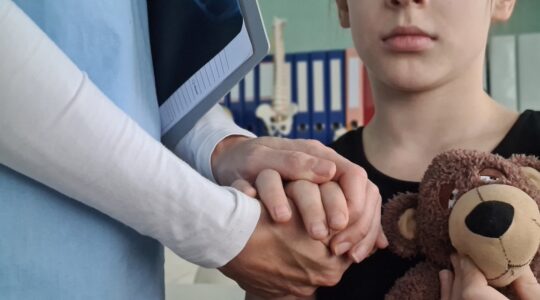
[166,0,540,299]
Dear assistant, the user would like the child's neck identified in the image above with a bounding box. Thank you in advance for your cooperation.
[362,62,518,182]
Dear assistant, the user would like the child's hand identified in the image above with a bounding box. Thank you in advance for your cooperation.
[439,254,540,300]
[283,178,385,262]
[439,254,507,300]
[512,267,540,300]
[233,168,386,262]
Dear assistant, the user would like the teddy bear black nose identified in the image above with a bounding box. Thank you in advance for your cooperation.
[465,201,514,238]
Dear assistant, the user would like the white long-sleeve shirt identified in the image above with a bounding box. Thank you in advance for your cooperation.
[0,0,260,269]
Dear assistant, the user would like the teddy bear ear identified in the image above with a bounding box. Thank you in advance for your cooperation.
[510,155,540,190]
[382,192,419,258]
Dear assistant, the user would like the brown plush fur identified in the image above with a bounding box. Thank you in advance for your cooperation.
[382,149,540,300]
[385,262,440,300]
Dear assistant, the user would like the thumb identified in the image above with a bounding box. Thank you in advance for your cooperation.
[513,267,540,300]
[458,255,488,286]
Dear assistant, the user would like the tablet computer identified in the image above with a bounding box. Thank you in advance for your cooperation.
[149,0,269,148]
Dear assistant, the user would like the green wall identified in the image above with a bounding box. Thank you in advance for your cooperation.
[258,0,540,53]
[258,0,352,53]
[492,0,540,35]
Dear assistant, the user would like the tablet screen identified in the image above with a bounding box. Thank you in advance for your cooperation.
[149,0,254,135]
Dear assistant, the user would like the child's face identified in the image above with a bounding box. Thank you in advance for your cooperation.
[336,0,516,92]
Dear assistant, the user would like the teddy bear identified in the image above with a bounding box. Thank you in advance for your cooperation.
[382,149,540,300]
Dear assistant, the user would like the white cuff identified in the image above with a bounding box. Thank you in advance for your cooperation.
[174,104,256,182]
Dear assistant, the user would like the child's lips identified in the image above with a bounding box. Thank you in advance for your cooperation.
[382,26,437,52]
[383,34,436,52]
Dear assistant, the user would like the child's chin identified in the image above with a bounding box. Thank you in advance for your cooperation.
[385,76,441,93]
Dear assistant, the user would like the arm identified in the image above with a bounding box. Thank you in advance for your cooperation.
[0,3,357,297]
[0,0,260,267]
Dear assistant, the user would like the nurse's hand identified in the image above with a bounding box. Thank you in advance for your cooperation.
[219,202,352,298]
[439,255,540,300]
[212,136,388,261]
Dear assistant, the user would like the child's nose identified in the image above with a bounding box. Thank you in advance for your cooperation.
[386,0,428,8]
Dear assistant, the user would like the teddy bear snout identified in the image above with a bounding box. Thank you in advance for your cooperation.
[449,185,540,287]
[465,201,514,238]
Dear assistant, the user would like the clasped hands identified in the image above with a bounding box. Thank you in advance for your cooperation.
[211,136,388,298]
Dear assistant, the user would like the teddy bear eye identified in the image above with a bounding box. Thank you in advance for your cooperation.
[480,175,498,183]
[448,189,459,209]
[439,183,457,210]
[479,168,505,184]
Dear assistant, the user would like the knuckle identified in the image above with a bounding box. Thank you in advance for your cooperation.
[365,185,381,205]
[328,272,342,286]
[306,271,320,286]
[257,169,278,183]
[289,286,315,298]
[367,183,380,198]
[357,167,368,179]
[306,139,324,149]
[324,272,342,287]
[315,271,342,287]
[349,166,368,181]
[462,288,478,300]
[349,200,363,218]
[286,152,308,171]
[357,226,369,239]
[244,150,261,168]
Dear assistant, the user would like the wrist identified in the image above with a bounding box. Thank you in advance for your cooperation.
[211,135,251,183]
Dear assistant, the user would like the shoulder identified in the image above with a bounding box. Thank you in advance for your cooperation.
[519,110,540,138]
[509,110,540,156]
[527,110,540,155]
[524,110,540,126]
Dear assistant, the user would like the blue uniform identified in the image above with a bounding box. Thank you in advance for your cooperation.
[0,1,164,298]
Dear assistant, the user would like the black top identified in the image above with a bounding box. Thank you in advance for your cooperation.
[317,110,540,300]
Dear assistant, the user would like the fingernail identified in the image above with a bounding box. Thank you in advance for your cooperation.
[334,242,352,256]
[382,234,389,247]
[312,160,334,177]
[311,222,328,239]
[352,245,369,263]
[439,271,448,281]
[273,206,290,222]
[330,213,347,229]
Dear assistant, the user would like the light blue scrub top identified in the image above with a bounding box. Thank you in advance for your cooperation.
[0,1,164,299]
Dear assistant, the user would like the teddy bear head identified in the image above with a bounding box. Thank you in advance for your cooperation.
[382,149,540,287]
